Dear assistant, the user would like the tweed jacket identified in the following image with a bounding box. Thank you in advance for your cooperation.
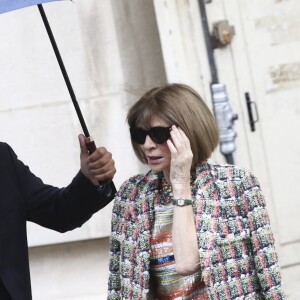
[108,161,285,300]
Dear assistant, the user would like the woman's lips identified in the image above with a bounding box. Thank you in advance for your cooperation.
[148,156,162,164]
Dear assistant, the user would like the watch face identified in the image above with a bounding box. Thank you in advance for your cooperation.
[178,199,185,206]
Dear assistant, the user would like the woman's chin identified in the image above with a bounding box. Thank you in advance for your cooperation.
[149,164,168,174]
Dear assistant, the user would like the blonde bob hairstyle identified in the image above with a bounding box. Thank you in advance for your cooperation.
[127,83,219,167]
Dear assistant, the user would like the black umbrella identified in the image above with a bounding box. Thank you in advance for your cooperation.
[0,0,97,153]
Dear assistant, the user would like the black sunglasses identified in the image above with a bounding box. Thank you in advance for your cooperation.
[130,126,171,144]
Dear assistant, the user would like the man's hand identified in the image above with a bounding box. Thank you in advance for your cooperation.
[78,134,116,186]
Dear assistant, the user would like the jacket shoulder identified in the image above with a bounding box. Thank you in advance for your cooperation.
[116,173,147,199]
[210,162,259,185]
[208,162,251,180]
[115,169,160,201]
[201,162,260,199]
[0,142,10,153]
[0,142,17,164]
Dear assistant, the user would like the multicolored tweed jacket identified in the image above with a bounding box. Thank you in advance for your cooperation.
[108,161,285,300]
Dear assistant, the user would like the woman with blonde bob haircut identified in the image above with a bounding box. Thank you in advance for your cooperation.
[108,83,284,299]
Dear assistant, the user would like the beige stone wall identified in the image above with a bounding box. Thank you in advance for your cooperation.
[29,238,110,300]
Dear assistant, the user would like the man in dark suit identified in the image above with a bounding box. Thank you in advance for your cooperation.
[0,134,117,299]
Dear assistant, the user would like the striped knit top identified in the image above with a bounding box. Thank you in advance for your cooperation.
[150,203,208,299]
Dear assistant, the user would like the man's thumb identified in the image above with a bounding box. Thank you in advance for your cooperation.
[78,134,89,157]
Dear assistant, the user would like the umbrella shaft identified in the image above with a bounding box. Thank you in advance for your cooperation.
[37,4,90,138]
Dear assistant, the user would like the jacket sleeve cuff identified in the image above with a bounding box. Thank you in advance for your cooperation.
[72,170,116,208]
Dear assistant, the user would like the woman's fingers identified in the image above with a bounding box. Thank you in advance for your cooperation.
[169,126,192,158]
[168,125,193,187]
[170,126,190,151]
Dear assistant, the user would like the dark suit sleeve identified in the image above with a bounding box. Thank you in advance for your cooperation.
[7,143,116,233]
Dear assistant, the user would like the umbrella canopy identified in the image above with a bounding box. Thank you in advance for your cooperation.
[0,0,65,13]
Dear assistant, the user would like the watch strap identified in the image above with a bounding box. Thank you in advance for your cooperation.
[173,198,193,206]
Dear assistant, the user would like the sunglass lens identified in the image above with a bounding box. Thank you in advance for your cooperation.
[150,127,171,144]
[130,128,146,144]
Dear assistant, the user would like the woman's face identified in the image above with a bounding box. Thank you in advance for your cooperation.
[140,116,171,175]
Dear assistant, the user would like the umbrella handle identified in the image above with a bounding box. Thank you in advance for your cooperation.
[85,137,96,154]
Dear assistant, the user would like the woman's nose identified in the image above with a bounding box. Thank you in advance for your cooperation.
[144,135,156,148]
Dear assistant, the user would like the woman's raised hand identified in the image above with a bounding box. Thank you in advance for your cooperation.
[167,125,193,196]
